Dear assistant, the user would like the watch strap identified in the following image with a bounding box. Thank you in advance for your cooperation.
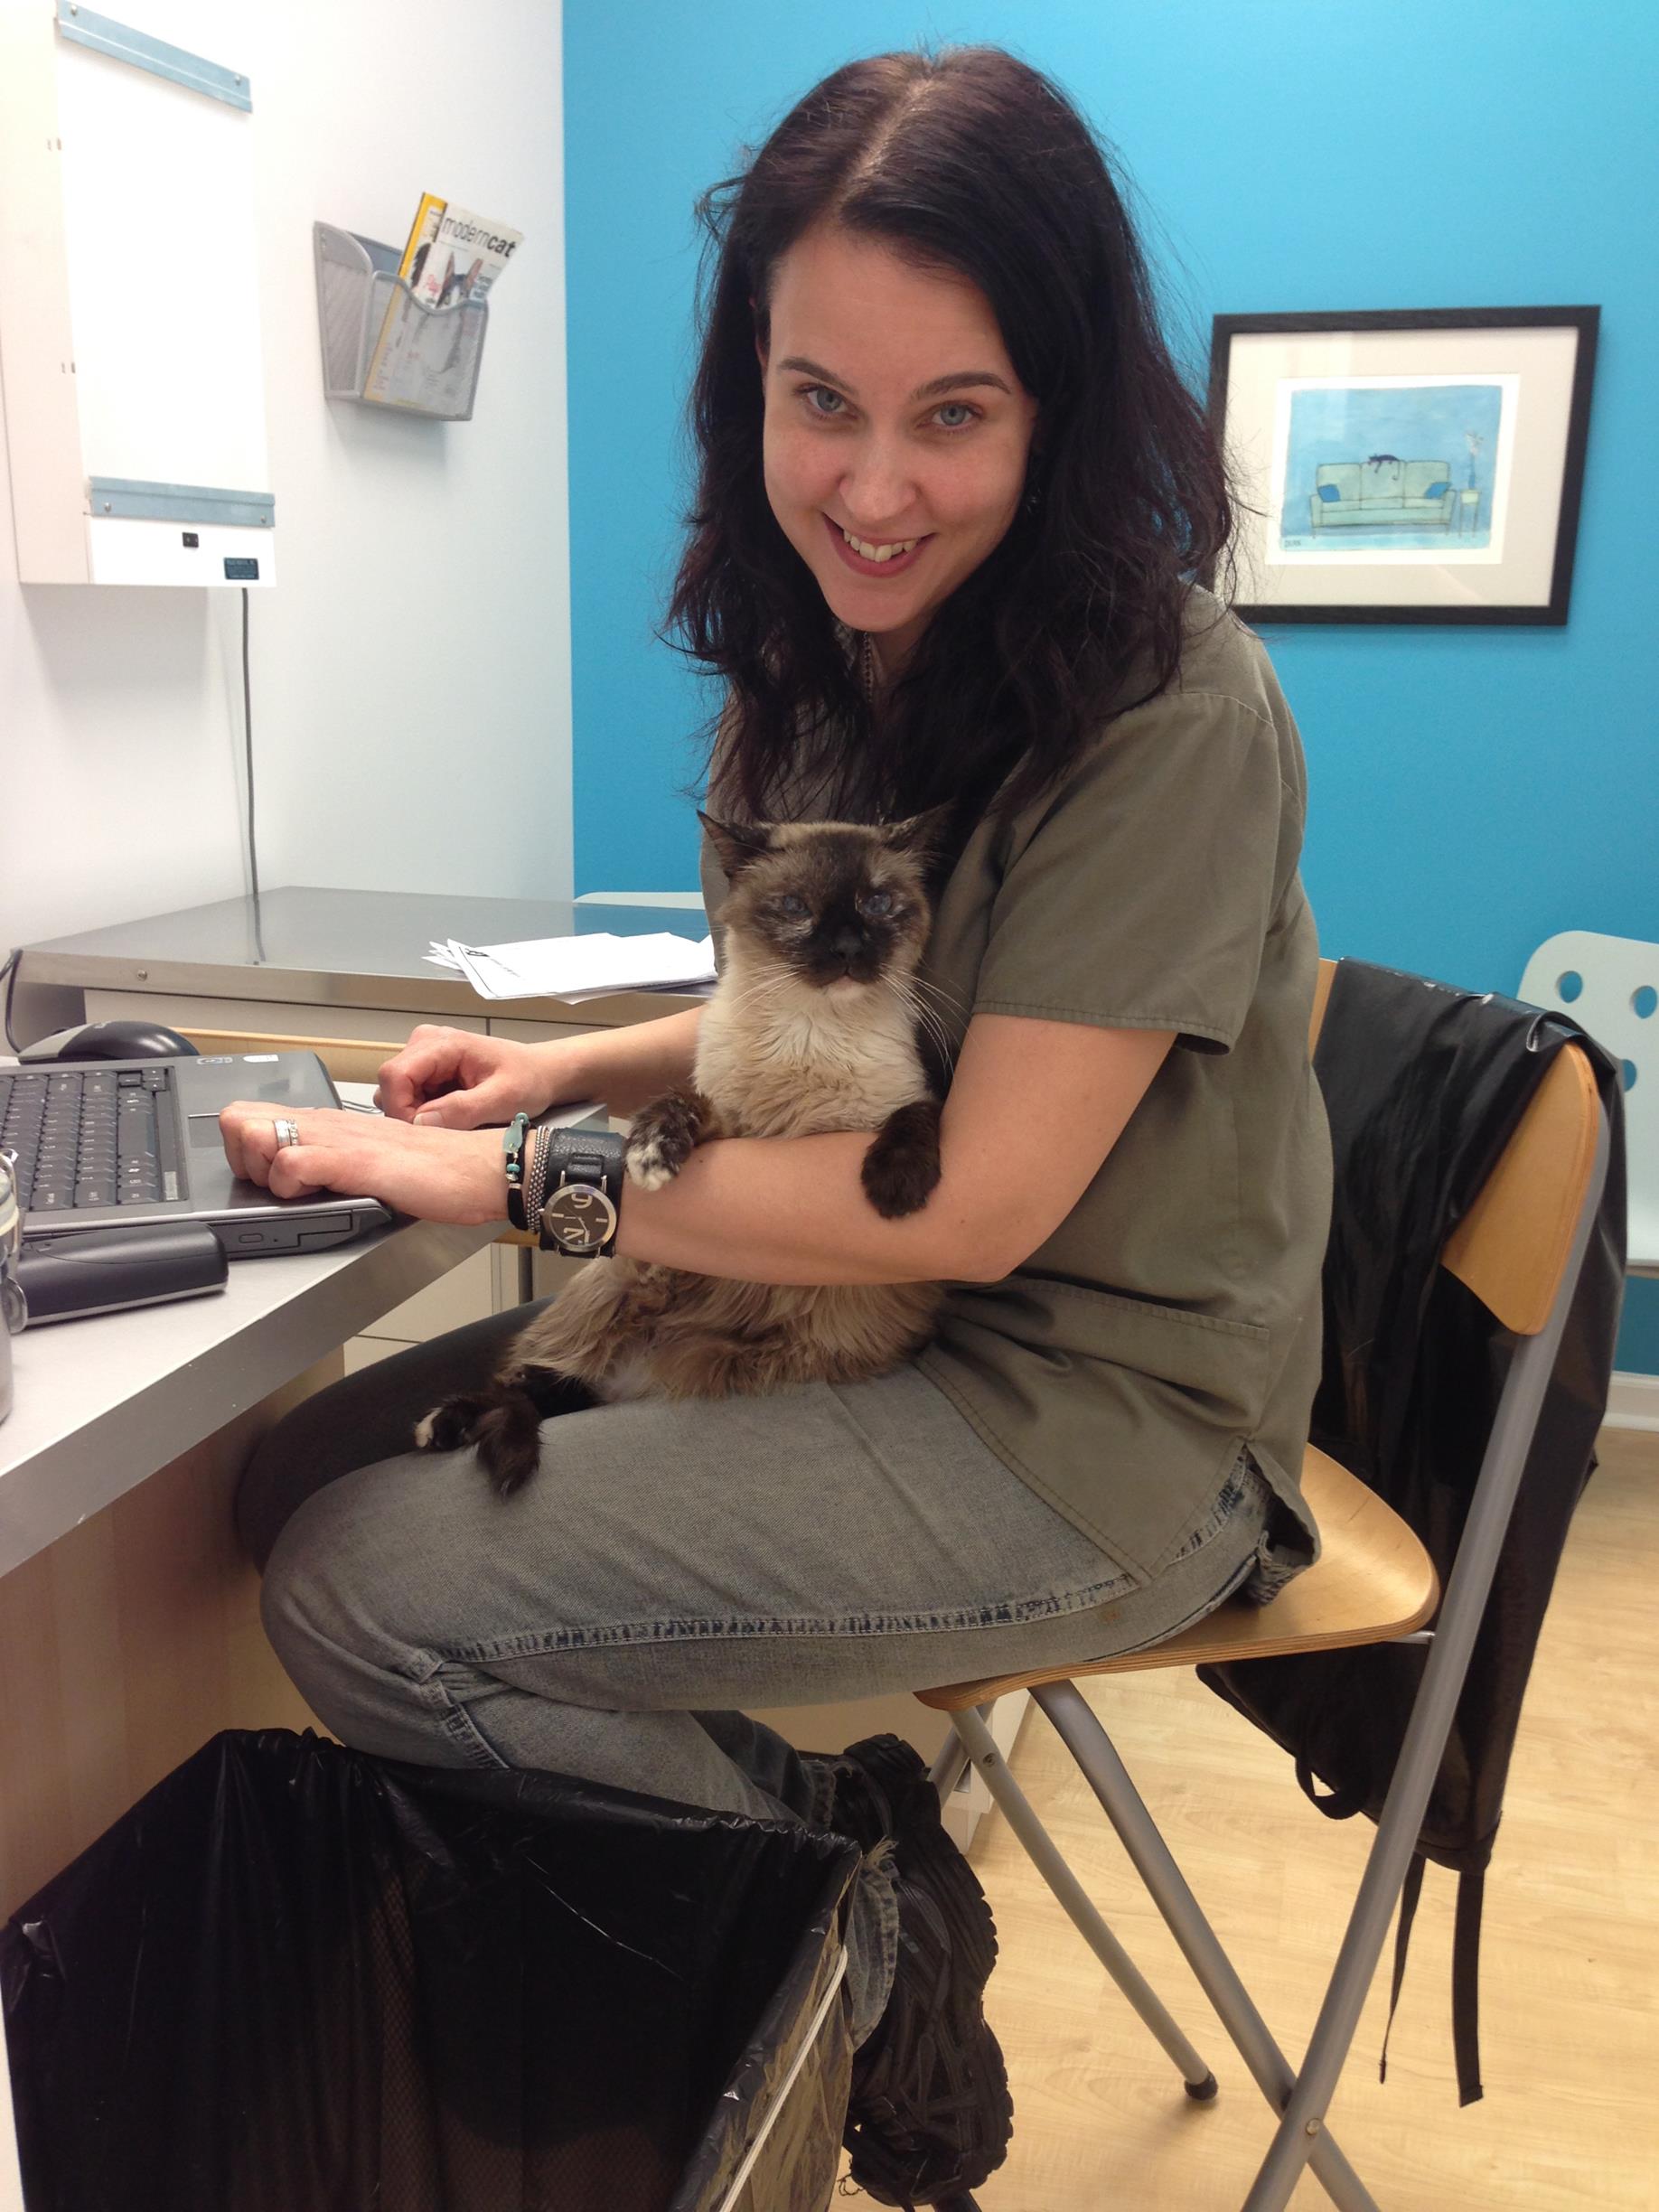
[534,1127,625,1256]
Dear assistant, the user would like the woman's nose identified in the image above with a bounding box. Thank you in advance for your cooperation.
[839,445,916,531]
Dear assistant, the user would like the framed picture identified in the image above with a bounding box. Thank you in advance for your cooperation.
[1205,306,1598,625]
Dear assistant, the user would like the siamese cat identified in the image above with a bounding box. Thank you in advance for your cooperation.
[417,811,951,1495]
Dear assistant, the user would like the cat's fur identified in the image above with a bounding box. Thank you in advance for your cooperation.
[417,812,949,1496]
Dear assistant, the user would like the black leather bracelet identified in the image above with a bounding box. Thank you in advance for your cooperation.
[532,1127,625,1258]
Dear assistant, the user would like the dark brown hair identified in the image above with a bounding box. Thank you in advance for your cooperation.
[665,43,1238,839]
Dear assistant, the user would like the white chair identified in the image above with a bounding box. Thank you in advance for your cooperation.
[1518,931,1654,1271]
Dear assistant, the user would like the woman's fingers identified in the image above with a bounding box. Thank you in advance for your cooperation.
[408,1077,509,1129]
[217,1104,505,1224]
[220,1103,359,1188]
[376,1028,471,1120]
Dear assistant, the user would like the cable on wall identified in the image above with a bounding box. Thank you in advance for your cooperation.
[240,586,266,963]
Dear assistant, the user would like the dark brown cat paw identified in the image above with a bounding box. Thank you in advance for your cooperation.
[416,1393,494,1453]
[625,1088,709,1191]
[861,1099,944,1219]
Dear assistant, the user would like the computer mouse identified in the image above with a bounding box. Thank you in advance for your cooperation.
[17,1019,201,1064]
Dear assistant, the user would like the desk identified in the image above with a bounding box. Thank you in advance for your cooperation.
[0,1081,602,2206]
[0,1079,612,1903]
[21,886,714,1360]
[20,884,712,1033]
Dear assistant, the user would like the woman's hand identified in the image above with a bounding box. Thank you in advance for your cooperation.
[374,1026,562,1129]
[218,1103,507,1224]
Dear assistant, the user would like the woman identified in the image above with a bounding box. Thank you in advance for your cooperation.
[229,45,1332,2207]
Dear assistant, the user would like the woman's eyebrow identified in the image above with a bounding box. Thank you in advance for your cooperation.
[778,355,1012,401]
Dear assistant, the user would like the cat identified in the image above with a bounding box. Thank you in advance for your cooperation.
[415,811,951,1497]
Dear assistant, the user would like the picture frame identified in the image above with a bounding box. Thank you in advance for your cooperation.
[1204,305,1598,625]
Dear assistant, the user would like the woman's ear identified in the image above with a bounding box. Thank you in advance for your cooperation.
[698,811,773,878]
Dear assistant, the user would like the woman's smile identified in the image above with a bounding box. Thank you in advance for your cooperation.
[823,513,933,578]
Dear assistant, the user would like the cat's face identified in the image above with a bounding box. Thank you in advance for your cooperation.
[700,816,937,996]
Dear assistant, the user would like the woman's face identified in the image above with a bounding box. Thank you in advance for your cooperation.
[758,223,1039,667]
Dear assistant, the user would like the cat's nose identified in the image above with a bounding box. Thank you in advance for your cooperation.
[828,928,862,963]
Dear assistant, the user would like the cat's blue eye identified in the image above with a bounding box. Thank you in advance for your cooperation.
[779,893,809,917]
[859,891,894,917]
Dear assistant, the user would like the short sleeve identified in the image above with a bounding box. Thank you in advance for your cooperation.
[972,694,1288,1055]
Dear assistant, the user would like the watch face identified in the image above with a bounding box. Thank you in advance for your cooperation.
[541,1183,618,1253]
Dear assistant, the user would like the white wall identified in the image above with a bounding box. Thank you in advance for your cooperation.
[0,1,571,988]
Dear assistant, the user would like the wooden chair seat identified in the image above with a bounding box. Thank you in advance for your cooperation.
[914,1447,1439,1711]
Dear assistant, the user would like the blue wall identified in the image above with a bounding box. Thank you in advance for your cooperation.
[564,0,1656,1373]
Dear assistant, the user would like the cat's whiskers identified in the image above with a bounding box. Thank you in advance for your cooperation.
[883,973,957,1080]
[908,970,969,1021]
[902,970,969,1070]
[715,968,792,1024]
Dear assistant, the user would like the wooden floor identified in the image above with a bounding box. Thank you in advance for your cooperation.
[841,1424,1658,2211]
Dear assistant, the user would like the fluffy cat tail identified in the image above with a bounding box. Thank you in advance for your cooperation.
[471,1392,548,1497]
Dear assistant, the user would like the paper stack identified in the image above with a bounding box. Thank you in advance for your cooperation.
[426,932,717,1003]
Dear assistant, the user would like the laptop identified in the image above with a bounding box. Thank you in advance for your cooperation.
[0,1051,392,1255]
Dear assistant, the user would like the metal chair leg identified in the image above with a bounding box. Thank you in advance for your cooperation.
[929,1729,971,1806]
[948,1701,1218,2099]
[1036,1681,1382,2212]
[1240,1105,1607,2209]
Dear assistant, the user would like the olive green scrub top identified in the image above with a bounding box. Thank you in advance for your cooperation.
[698,590,1333,1587]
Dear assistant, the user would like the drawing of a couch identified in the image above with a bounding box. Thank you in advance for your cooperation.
[1309,459,1459,530]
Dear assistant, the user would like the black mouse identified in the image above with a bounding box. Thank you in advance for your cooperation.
[17,1019,201,1064]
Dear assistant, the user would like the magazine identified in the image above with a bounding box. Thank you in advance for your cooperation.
[408,205,523,313]
[361,191,446,405]
[360,193,524,411]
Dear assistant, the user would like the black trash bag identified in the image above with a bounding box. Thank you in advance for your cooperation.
[1,1728,863,2212]
[1198,959,1627,2101]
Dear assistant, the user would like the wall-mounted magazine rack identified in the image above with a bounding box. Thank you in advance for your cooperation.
[313,222,488,420]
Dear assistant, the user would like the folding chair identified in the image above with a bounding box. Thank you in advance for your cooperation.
[913,957,1613,2211]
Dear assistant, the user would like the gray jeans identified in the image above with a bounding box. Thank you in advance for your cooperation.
[236,1299,1287,2047]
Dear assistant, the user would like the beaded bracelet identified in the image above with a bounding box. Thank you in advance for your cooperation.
[501,1111,531,1230]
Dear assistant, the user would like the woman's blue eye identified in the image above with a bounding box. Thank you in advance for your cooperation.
[779,893,809,916]
[860,891,894,917]
[934,403,976,430]
[802,386,846,417]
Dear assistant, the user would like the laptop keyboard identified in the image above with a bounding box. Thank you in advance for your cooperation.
[0,1066,182,1213]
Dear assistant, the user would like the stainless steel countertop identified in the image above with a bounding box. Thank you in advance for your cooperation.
[22,886,710,1023]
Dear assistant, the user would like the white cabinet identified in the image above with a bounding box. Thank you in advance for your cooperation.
[0,2,274,587]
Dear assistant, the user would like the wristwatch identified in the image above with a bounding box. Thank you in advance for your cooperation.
[529,1127,625,1258]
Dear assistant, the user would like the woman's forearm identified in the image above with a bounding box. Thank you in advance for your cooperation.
[548,1004,705,1119]
[615,1129,982,1286]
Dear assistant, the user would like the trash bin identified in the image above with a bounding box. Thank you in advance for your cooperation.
[1,1729,863,2212]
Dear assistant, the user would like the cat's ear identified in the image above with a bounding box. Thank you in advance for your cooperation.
[880,802,954,865]
[697,811,773,878]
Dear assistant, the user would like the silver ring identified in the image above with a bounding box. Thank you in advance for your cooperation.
[272,1117,301,1151]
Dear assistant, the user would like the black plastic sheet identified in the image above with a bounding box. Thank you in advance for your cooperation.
[1,1728,863,2212]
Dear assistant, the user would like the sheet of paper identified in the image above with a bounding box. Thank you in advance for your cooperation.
[428,932,717,1001]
